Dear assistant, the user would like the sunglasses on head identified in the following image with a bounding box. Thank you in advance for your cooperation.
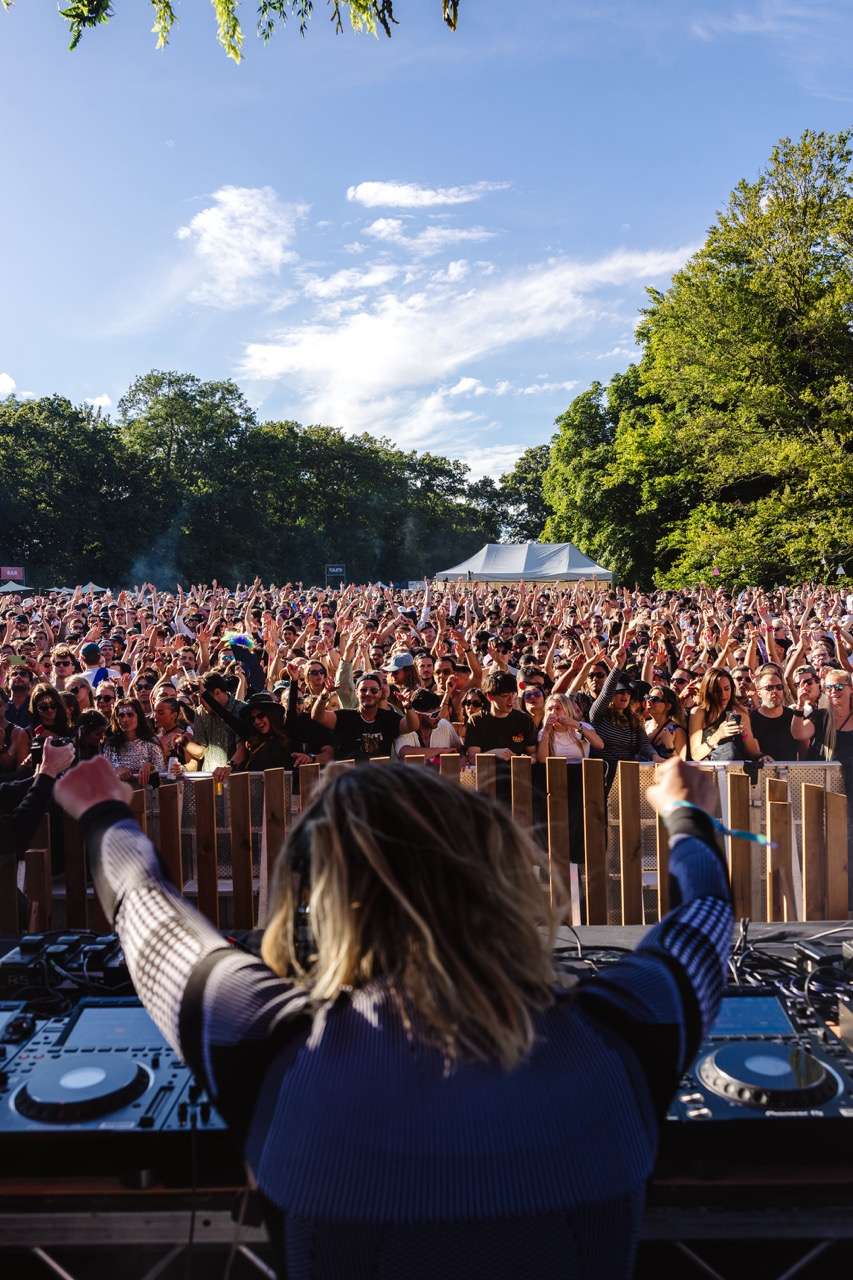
[116,709,136,719]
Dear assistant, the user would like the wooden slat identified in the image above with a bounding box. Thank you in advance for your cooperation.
[511,755,533,828]
[475,753,497,799]
[324,760,356,782]
[801,784,826,921]
[766,800,793,922]
[369,756,391,766]
[158,782,183,892]
[128,787,148,834]
[63,811,87,929]
[825,791,849,920]
[263,768,288,881]
[618,761,643,925]
[194,777,219,927]
[299,762,321,810]
[228,772,254,930]
[403,753,426,766]
[582,758,607,926]
[655,812,670,921]
[23,816,51,932]
[546,757,570,906]
[727,771,752,918]
[439,754,461,783]
[766,775,788,807]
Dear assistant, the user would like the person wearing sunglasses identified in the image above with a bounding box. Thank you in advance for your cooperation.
[28,682,71,740]
[395,688,462,763]
[520,685,547,732]
[748,664,813,762]
[50,647,80,690]
[789,666,828,759]
[0,688,30,777]
[104,699,165,786]
[643,687,687,760]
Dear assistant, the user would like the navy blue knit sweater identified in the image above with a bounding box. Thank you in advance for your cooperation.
[80,801,732,1280]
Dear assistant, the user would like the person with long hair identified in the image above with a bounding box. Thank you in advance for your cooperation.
[229,691,294,772]
[29,682,71,740]
[55,755,732,1280]
[103,698,164,786]
[644,686,687,760]
[536,693,603,762]
[689,668,760,763]
[588,661,660,789]
[66,676,96,714]
[0,688,30,777]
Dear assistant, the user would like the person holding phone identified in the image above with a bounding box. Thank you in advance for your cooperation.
[689,668,761,762]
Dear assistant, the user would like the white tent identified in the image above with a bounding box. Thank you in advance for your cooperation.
[435,542,612,582]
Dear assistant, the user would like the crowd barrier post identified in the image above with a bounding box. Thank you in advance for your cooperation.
[727,771,752,918]
[194,777,219,927]
[158,781,184,893]
[801,783,827,921]
[324,760,356,781]
[439,754,461,783]
[766,798,794,922]
[475,754,497,799]
[510,755,533,829]
[299,762,321,809]
[228,771,254,930]
[23,816,52,932]
[62,809,88,929]
[369,756,391,766]
[546,757,569,907]
[825,791,849,920]
[618,761,643,925]
[582,759,607,925]
[403,754,426,767]
[129,788,147,835]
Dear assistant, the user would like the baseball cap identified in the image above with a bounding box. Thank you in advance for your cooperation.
[384,652,415,672]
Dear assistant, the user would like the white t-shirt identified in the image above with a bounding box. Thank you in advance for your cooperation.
[395,719,462,757]
[538,722,593,760]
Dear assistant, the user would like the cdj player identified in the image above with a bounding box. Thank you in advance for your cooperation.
[660,986,853,1166]
[0,997,238,1182]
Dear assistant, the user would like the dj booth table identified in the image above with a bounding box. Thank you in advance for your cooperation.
[1,923,851,1280]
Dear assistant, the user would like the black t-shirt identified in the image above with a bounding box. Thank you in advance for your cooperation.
[287,711,333,758]
[334,709,402,761]
[464,709,537,755]
[749,706,799,761]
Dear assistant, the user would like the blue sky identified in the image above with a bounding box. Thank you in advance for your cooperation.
[1,0,851,477]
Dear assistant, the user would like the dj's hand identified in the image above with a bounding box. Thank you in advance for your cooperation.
[54,757,133,821]
[40,739,76,778]
[647,757,717,818]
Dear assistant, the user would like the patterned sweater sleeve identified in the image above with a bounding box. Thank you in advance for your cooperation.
[79,801,311,1143]
[577,806,732,1117]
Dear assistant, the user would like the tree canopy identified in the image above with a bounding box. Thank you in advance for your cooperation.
[544,129,853,588]
[0,370,515,586]
[4,0,460,61]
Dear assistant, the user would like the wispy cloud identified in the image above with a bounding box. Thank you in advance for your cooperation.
[240,243,694,466]
[690,2,814,41]
[0,372,16,398]
[85,393,112,410]
[363,217,496,256]
[347,180,510,208]
[175,186,308,308]
[303,263,400,299]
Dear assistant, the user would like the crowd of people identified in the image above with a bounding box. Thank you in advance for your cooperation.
[2,578,851,786]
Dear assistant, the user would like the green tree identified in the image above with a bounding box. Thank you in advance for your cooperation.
[497,444,552,542]
[0,395,140,583]
[8,0,461,62]
[544,129,853,587]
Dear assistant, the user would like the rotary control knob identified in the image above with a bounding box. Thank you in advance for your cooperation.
[698,1043,839,1110]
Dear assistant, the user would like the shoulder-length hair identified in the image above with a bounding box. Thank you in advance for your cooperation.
[29,682,70,735]
[108,698,154,746]
[697,667,735,726]
[261,764,557,1069]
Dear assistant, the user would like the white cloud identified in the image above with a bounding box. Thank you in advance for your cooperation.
[364,218,495,257]
[450,375,576,398]
[343,241,367,254]
[303,263,400,300]
[175,186,308,308]
[347,180,510,208]
[85,393,112,410]
[431,259,470,284]
[240,242,694,456]
[596,344,639,360]
[0,372,16,397]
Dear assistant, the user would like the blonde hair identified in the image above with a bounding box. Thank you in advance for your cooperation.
[261,764,558,1068]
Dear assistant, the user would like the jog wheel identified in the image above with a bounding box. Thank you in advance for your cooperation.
[698,1042,839,1110]
[14,1058,150,1123]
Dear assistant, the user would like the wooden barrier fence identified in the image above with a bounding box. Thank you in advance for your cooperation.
[13,760,850,936]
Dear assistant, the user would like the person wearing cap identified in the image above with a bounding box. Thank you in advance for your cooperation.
[395,689,462,763]
[383,650,420,712]
[79,641,113,688]
[185,671,249,772]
